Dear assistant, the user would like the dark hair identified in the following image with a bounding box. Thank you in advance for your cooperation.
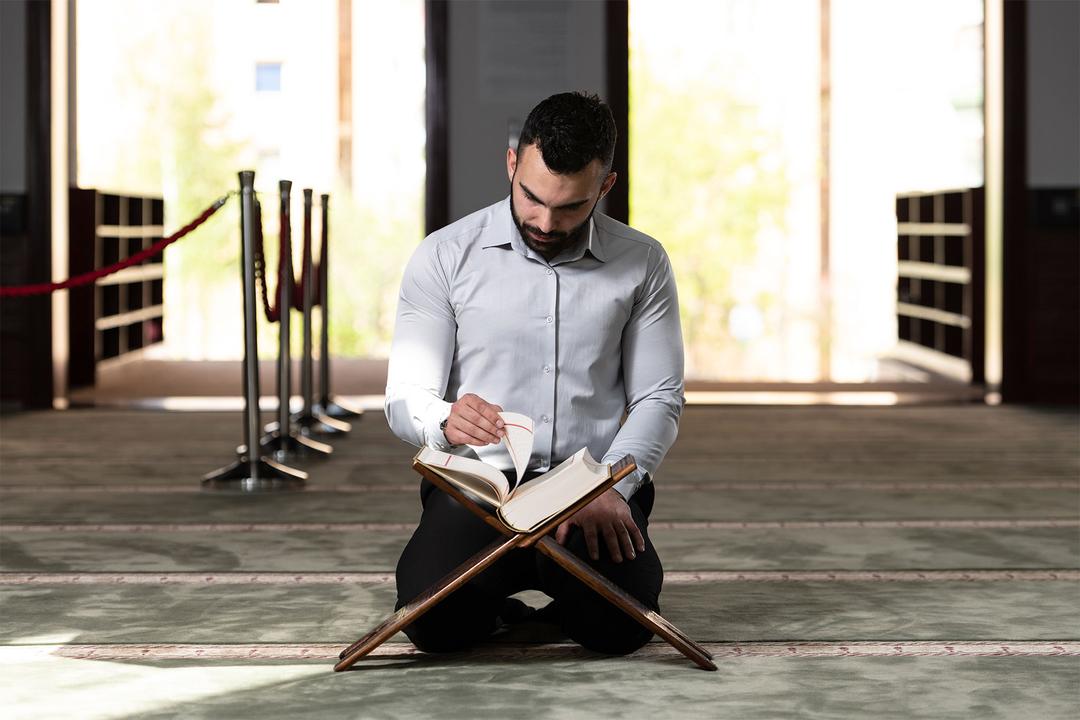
[517,91,616,174]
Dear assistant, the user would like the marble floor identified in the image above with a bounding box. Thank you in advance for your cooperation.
[1,403,1078,719]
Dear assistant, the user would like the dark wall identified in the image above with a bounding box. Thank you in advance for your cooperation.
[0,0,54,410]
[425,0,628,233]
[1002,1,1080,404]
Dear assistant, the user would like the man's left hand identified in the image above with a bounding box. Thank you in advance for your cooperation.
[554,489,645,563]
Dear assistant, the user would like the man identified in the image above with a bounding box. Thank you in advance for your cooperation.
[385,91,684,656]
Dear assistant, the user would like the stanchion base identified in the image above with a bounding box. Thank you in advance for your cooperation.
[293,411,351,435]
[315,396,364,421]
[260,430,333,461]
[202,455,307,492]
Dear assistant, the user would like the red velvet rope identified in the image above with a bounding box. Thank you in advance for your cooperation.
[253,200,278,322]
[256,197,322,322]
[285,199,321,310]
[0,195,230,298]
[254,197,298,323]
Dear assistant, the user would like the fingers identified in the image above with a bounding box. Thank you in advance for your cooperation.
[444,418,494,446]
[616,521,638,561]
[602,523,623,563]
[628,519,646,554]
[462,394,505,432]
[602,520,640,563]
[555,521,569,546]
[457,405,503,443]
[583,523,600,562]
[448,394,505,445]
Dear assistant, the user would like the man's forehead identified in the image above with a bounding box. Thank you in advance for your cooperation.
[516,144,603,199]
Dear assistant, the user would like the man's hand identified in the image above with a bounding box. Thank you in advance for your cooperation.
[554,489,645,563]
[443,393,505,446]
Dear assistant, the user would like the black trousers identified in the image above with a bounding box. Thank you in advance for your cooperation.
[394,473,663,655]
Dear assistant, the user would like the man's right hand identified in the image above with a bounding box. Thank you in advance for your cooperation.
[443,393,505,446]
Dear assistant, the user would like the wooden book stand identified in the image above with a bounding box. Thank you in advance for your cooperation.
[335,455,716,671]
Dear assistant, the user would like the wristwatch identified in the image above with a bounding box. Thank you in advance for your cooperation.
[439,414,456,447]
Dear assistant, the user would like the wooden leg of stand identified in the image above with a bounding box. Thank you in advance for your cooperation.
[535,536,717,671]
[334,534,522,671]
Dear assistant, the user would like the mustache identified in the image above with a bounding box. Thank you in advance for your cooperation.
[523,225,568,241]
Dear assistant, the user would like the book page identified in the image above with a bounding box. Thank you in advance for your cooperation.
[499,448,611,532]
[415,447,511,505]
[498,412,534,486]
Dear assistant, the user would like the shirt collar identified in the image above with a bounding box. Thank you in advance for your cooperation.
[482,196,607,264]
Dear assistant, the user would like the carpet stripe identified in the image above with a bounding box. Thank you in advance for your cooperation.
[39,640,1080,661]
[2,570,1076,585]
[3,518,1076,533]
[648,519,1080,530]
[0,479,1076,493]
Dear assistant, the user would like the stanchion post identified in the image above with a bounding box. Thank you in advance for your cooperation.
[277,183,293,436]
[292,189,350,436]
[318,193,332,409]
[301,189,315,416]
[260,182,331,459]
[203,170,307,491]
[315,192,362,420]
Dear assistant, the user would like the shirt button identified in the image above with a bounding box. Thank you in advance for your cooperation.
[543,365,551,374]
[541,415,550,423]
[546,269,553,276]
[546,316,553,324]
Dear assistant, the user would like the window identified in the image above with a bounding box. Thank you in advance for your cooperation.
[255,62,282,92]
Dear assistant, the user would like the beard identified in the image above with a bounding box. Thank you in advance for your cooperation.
[510,190,597,259]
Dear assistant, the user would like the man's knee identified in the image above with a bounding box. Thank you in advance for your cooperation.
[563,607,654,655]
[540,545,662,656]
[397,599,498,654]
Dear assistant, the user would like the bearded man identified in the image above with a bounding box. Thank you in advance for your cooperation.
[384,91,685,655]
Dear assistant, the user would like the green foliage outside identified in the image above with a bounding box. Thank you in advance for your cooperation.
[629,64,791,378]
[97,0,420,360]
[108,1,247,355]
[319,183,423,357]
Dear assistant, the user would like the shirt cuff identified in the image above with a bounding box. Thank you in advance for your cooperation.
[611,468,647,503]
[423,398,454,451]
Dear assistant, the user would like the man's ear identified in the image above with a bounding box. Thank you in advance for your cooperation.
[599,171,617,200]
[506,148,518,183]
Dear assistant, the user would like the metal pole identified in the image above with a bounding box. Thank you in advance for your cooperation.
[260,183,332,459]
[277,181,293,435]
[293,190,350,436]
[318,193,331,407]
[203,170,307,491]
[315,192,362,420]
[301,189,315,415]
[240,171,262,478]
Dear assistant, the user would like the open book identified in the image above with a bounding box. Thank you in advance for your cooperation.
[414,412,613,532]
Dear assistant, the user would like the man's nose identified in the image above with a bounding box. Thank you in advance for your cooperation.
[534,208,555,233]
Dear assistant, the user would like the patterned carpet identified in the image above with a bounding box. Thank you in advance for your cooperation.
[1,403,1077,718]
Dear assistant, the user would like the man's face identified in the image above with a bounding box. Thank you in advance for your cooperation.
[507,143,617,260]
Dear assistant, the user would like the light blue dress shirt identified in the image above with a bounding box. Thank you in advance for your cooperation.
[384,197,685,501]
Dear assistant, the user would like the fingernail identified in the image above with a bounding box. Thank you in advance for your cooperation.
[629,551,636,559]
[496,420,504,428]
